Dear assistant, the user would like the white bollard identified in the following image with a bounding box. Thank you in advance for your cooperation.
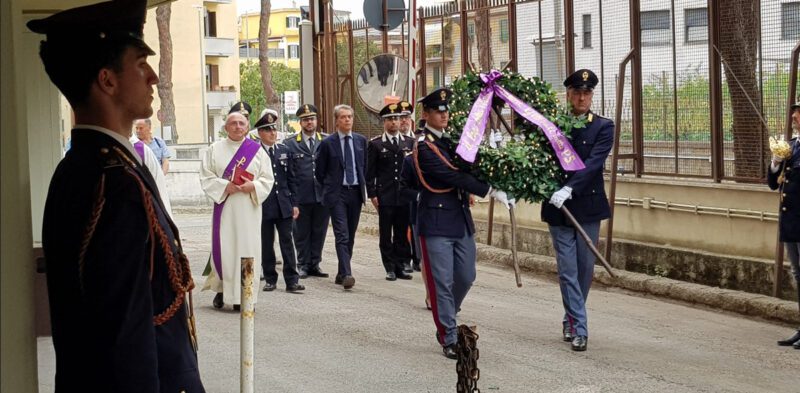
[240,257,255,393]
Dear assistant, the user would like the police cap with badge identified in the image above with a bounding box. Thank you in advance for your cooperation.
[379,102,404,118]
[399,101,414,116]
[255,109,279,130]
[418,88,452,112]
[564,69,598,91]
[296,104,319,119]
[229,101,253,118]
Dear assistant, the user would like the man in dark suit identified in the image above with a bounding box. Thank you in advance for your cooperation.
[367,102,415,281]
[413,89,513,359]
[255,110,304,293]
[540,69,614,352]
[31,1,204,391]
[285,104,330,278]
[768,102,800,350]
[315,104,368,289]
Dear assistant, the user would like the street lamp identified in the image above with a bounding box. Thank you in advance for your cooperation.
[193,4,210,143]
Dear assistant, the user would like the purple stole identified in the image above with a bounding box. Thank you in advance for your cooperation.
[211,138,261,277]
[134,141,146,162]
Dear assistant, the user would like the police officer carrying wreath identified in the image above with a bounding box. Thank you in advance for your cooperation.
[285,104,331,278]
[768,102,800,350]
[367,102,415,281]
[541,69,614,352]
[413,88,514,359]
[31,0,204,390]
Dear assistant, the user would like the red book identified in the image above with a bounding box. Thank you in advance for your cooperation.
[231,166,254,186]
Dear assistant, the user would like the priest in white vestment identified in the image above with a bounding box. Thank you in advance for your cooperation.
[200,112,274,309]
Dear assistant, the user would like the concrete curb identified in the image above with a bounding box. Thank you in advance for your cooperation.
[357,219,800,326]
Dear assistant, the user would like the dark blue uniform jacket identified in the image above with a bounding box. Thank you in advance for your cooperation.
[366,133,415,206]
[42,130,204,392]
[262,142,297,220]
[284,131,326,205]
[767,137,800,243]
[541,112,614,226]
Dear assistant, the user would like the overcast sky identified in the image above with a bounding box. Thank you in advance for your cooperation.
[237,0,444,21]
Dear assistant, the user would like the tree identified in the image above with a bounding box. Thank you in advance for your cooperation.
[156,4,178,143]
[259,0,279,107]
[719,0,764,180]
[239,60,300,123]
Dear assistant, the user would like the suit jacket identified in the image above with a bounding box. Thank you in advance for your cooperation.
[541,112,614,226]
[315,131,368,207]
[284,131,326,205]
[261,142,297,220]
[42,129,204,392]
[366,133,414,206]
[767,137,800,243]
[415,130,491,238]
[399,153,421,222]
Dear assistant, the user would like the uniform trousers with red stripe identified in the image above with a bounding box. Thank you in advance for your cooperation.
[420,233,477,347]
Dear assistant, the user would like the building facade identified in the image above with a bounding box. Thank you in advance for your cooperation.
[239,8,303,69]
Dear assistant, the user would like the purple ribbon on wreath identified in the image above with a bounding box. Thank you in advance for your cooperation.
[455,70,586,171]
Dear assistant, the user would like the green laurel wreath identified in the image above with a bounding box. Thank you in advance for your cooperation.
[445,70,587,203]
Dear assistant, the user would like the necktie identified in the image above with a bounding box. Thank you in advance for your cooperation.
[308,136,315,151]
[344,135,355,185]
[268,146,275,158]
[391,136,398,146]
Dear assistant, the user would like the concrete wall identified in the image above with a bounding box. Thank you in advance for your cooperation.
[2,1,38,391]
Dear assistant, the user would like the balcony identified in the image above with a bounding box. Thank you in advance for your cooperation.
[206,88,237,110]
[239,47,285,60]
[239,47,259,59]
[204,37,235,57]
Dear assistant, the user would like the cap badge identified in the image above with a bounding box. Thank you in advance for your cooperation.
[582,71,589,81]
[440,90,447,100]
[304,105,309,114]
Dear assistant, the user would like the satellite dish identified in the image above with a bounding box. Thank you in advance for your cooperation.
[356,54,409,113]
[363,0,406,31]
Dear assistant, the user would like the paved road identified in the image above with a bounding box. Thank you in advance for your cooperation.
[38,213,799,393]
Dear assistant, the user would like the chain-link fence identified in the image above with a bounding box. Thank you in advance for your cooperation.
[322,0,799,182]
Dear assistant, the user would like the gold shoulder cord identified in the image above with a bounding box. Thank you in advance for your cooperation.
[412,139,458,194]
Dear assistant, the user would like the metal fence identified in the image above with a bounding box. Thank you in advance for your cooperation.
[315,0,799,183]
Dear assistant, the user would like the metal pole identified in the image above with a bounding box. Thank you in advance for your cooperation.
[707,0,724,181]
[240,257,255,393]
[629,0,643,176]
[408,0,418,103]
[563,0,575,75]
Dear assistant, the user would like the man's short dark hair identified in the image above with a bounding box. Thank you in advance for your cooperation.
[39,38,130,107]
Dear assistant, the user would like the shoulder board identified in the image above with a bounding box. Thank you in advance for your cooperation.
[593,112,611,120]
[418,136,425,142]
[370,135,381,141]
[426,134,435,142]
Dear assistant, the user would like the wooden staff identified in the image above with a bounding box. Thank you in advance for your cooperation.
[508,205,522,287]
[560,207,616,277]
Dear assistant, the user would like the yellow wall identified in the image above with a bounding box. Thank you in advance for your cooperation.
[239,8,301,69]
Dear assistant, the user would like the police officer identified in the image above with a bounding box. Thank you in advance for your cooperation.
[285,104,331,278]
[255,110,305,293]
[768,103,800,350]
[30,1,205,390]
[413,88,513,359]
[229,101,253,119]
[367,102,415,281]
[541,69,614,352]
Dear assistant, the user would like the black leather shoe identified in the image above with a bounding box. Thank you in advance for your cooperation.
[403,262,413,273]
[298,269,309,279]
[307,268,329,278]
[396,271,413,280]
[342,275,355,289]
[286,283,305,292]
[571,336,587,351]
[213,293,224,309]
[794,340,800,350]
[233,304,240,312]
[385,272,397,281]
[334,275,343,285]
[442,344,457,359]
[263,283,277,292]
[412,261,421,272]
[563,325,573,342]
[777,330,800,346]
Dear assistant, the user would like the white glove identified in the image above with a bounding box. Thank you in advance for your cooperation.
[772,155,785,164]
[549,186,573,208]
[490,189,515,209]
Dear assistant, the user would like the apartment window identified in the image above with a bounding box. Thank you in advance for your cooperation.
[640,10,671,46]
[206,64,220,91]
[204,11,217,38]
[267,48,285,58]
[782,2,800,40]
[286,16,301,29]
[468,22,475,43]
[500,19,509,43]
[288,44,300,59]
[433,66,441,88]
[684,8,707,43]
[582,14,592,48]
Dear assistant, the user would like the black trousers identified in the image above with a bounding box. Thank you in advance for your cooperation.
[330,187,362,278]
[293,202,330,272]
[262,216,299,286]
[378,204,411,273]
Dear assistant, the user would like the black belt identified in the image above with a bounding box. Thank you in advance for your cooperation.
[342,184,360,190]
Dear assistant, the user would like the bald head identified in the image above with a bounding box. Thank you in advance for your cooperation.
[225,112,249,141]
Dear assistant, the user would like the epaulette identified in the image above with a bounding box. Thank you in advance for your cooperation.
[426,134,435,142]
[371,135,381,141]
[418,135,425,142]
[99,146,129,169]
